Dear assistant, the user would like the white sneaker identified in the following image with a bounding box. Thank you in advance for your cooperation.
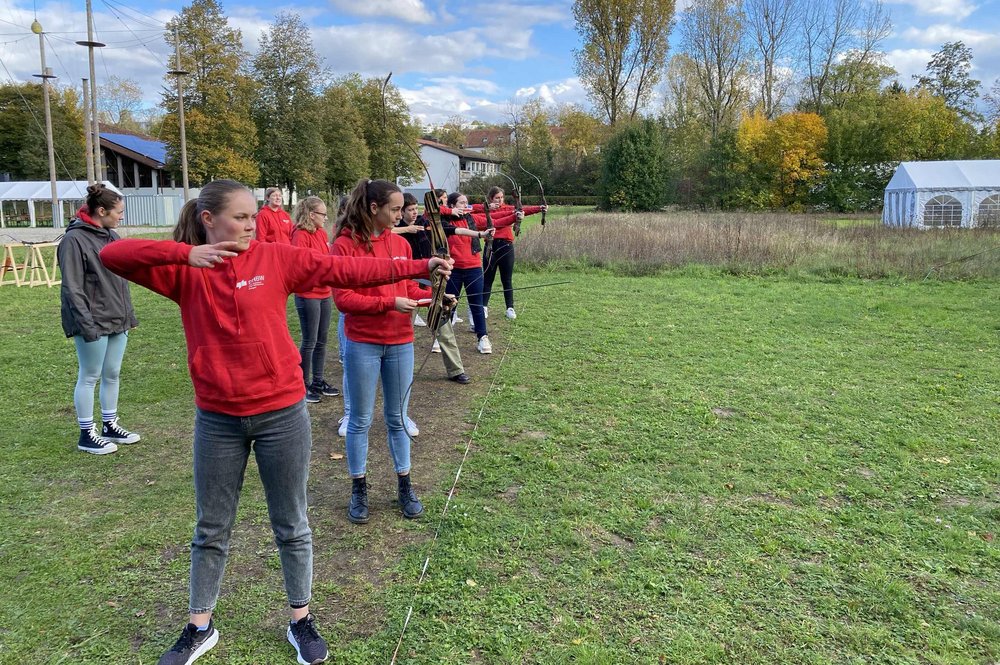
[483,306,488,319]
[506,307,517,320]
[477,335,493,354]
[413,314,427,327]
[405,417,420,437]
[451,312,463,324]
[338,416,347,437]
[431,339,441,353]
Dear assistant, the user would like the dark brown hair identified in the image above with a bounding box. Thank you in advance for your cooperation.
[487,186,504,201]
[173,179,251,245]
[335,179,401,250]
[85,183,123,216]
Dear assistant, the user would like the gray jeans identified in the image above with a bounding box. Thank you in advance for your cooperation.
[189,401,313,613]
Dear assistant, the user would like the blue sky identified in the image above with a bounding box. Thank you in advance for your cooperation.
[1,0,998,127]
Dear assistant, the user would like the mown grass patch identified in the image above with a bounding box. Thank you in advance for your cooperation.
[0,262,997,663]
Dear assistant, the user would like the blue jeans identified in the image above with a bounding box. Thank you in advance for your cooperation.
[338,313,350,418]
[447,266,487,338]
[72,332,128,425]
[343,339,413,477]
[189,401,313,613]
[295,295,332,386]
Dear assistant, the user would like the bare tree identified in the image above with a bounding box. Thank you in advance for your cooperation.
[99,75,144,129]
[799,0,890,112]
[680,0,749,138]
[573,0,675,126]
[745,0,798,118]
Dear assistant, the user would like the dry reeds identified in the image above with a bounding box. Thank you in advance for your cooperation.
[519,212,1000,280]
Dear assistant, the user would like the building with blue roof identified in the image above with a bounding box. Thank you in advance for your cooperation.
[99,126,178,194]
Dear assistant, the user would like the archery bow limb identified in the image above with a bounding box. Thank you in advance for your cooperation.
[381,72,455,334]
[497,170,523,237]
[518,163,547,228]
[481,193,494,271]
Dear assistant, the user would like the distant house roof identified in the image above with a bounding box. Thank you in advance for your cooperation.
[418,138,503,163]
[463,128,511,149]
[100,130,167,169]
[885,160,1000,191]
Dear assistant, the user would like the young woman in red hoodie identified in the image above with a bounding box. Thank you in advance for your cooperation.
[291,196,340,404]
[255,186,293,244]
[332,179,445,525]
[441,192,512,354]
[475,186,545,320]
[99,179,450,665]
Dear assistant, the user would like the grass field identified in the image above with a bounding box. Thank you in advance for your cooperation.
[0,218,998,664]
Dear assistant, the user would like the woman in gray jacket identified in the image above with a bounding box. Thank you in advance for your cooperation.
[57,183,140,454]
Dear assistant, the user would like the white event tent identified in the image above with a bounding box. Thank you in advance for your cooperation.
[0,180,122,229]
[883,161,1000,228]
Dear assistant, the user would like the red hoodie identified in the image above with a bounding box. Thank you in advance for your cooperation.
[332,229,431,345]
[290,226,332,298]
[100,238,430,416]
[469,204,543,241]
[438,207,518,269]
[256,206,293,244]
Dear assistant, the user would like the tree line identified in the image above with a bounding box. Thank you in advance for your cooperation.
[2,0,998,212]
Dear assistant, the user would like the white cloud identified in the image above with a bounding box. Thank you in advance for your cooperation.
[885,0,978,21]
[885,47,935,82]
[900,24,994,47]
[327,0,435,24]
[314,24,487,76]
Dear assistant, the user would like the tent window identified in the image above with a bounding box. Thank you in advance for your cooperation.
[924,195,962,227]
[977,194,1000,228]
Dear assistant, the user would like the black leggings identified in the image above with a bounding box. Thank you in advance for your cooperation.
[482,239,515,310]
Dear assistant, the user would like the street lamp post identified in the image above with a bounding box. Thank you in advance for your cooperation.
[31,19,61,229]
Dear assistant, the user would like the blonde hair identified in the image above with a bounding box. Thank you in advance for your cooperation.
[172,179,251,245]
[293,196,326,232]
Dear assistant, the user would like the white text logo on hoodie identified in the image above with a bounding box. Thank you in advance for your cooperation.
[236,275,266,290]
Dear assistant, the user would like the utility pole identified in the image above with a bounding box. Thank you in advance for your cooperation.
[75,0,105,182]
[31,20,61,229]
[167,26,190,201]
[82,79,95,183]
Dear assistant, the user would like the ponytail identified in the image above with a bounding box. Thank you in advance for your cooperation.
[85,183,123,215]
[335,179,401,251]
[171,179,250,246]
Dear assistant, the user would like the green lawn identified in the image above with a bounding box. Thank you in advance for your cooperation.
[0,266,997,664]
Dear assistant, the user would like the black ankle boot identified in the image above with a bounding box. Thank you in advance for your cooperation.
[348,477,369,524]
[397,474,424,519]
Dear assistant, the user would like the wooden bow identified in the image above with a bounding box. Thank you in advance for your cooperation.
[422,191,455,332]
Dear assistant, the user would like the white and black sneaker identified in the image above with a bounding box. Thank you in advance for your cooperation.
[287,614,329,665]
[102,418,141,444]
[78,426,118,455]
[158,622,219,665]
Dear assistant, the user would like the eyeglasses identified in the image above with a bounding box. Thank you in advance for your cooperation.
[312,211,329,218]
